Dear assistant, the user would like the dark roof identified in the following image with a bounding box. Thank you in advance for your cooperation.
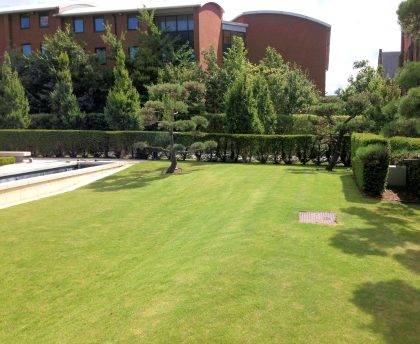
[378,50,400,78]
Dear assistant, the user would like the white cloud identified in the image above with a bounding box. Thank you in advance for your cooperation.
[0,0,403,94]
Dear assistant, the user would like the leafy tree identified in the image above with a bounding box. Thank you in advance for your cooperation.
[397,0,420,40]
[104,44,142,130]
[225,74,263,134]
[399,86,420,118]
[253,73,276,134]
[50,52,81,129]
[131,10,193,98]
[260,48,318,116]
[221,36,250,86]
[396,61,420,90]
[0,52,30,128]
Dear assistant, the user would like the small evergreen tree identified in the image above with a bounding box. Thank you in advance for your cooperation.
[225,74,263,134]
[143,83,208,173]
[396,61,420,90]
[399,86,420,118]
[0,52,30,129]
[253,73,276,134]
[50,52,81,128]
[104,45,142,130]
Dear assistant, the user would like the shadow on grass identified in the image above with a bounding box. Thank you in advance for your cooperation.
[331,203,420,273]
[340,174,382,205]
[86,165,200,193]
[394,250,420,274]
[352,280,420,343]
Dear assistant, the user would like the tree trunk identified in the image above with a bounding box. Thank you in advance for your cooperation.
[326,115,355,171]
[326,130,345,171]
[166,128,177,174]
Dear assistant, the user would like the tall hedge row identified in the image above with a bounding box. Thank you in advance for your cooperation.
[0,130,343,165]
[351,133,420,196]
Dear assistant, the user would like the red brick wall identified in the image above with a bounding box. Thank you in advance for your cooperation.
[196,2,223,64]
[6,10,61,53]
[235,13,331,93]
[401,32,419,63]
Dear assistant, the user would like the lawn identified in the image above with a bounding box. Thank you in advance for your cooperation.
[0,162,419,343]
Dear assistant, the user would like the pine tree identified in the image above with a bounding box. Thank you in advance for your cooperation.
[0,52,30,129]
[225,74,263,134]
[50,52,81,128]
[253,73,276,134]
[104,46,142,130]
[222,36,249,86]
[132,10,193,98]
[203,47,225,113]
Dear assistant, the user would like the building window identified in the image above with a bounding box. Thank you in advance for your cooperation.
[127,15,139,30]
[156,14,195,49]
[94,17,105,32]
[20,14,30,29]
[40,43,46,54]
[95,47,106,64]
[73,18,84,33]
[128,46,139,60]
[22,43,32,56]
[223,30,246,53]
[39,13,49,28]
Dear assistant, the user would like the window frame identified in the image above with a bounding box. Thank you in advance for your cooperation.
[128,46,139,60]
[22,43,32,56]
[93,16,105,33]
[39,12,49,28]
[73,18,84,33]
[127,15,139,31]
[20,14,30,29]
[95,47,106,65]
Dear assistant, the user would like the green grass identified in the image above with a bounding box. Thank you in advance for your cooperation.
[0,162,419,343]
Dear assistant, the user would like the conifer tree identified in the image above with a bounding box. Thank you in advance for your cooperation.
[104,46,142,130]
[253,73,276,134]
[50,52,81,128]
[225,74,263,134]
[0,52,30,129]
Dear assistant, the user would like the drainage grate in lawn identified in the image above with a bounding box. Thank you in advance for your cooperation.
[299,212,337,225]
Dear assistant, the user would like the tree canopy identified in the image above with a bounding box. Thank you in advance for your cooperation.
[397,0,420,40]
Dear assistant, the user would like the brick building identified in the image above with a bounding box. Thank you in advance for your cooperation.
[401,33,419,64]
[0,2,331,93]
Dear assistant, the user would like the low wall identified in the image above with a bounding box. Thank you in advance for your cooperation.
[0,161,132,209]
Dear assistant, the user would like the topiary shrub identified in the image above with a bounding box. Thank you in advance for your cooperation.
[0,156,15,166]
[353,143,390,196]
[405,159,420,197]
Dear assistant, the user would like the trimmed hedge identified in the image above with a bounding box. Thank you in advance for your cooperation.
[0,157,15,166]
[389,136,420,152]
[352,143,390,196]
[0,130,336,165]
[351,133,420,196]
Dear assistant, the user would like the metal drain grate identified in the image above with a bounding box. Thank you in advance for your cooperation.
[299,212,337,225]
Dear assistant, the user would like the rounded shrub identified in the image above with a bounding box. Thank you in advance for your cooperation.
[353,143,390,196]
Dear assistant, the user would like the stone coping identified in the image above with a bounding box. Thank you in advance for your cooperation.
[0,161,128,192]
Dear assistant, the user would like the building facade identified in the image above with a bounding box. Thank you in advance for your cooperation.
[0,2,331,93]
[401,33,419,64]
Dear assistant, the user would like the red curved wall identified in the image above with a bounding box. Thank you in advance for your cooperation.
[235,13,331,93]
[196,2,224,64]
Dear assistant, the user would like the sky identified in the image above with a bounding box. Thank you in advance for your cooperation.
[0,0,404,94]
